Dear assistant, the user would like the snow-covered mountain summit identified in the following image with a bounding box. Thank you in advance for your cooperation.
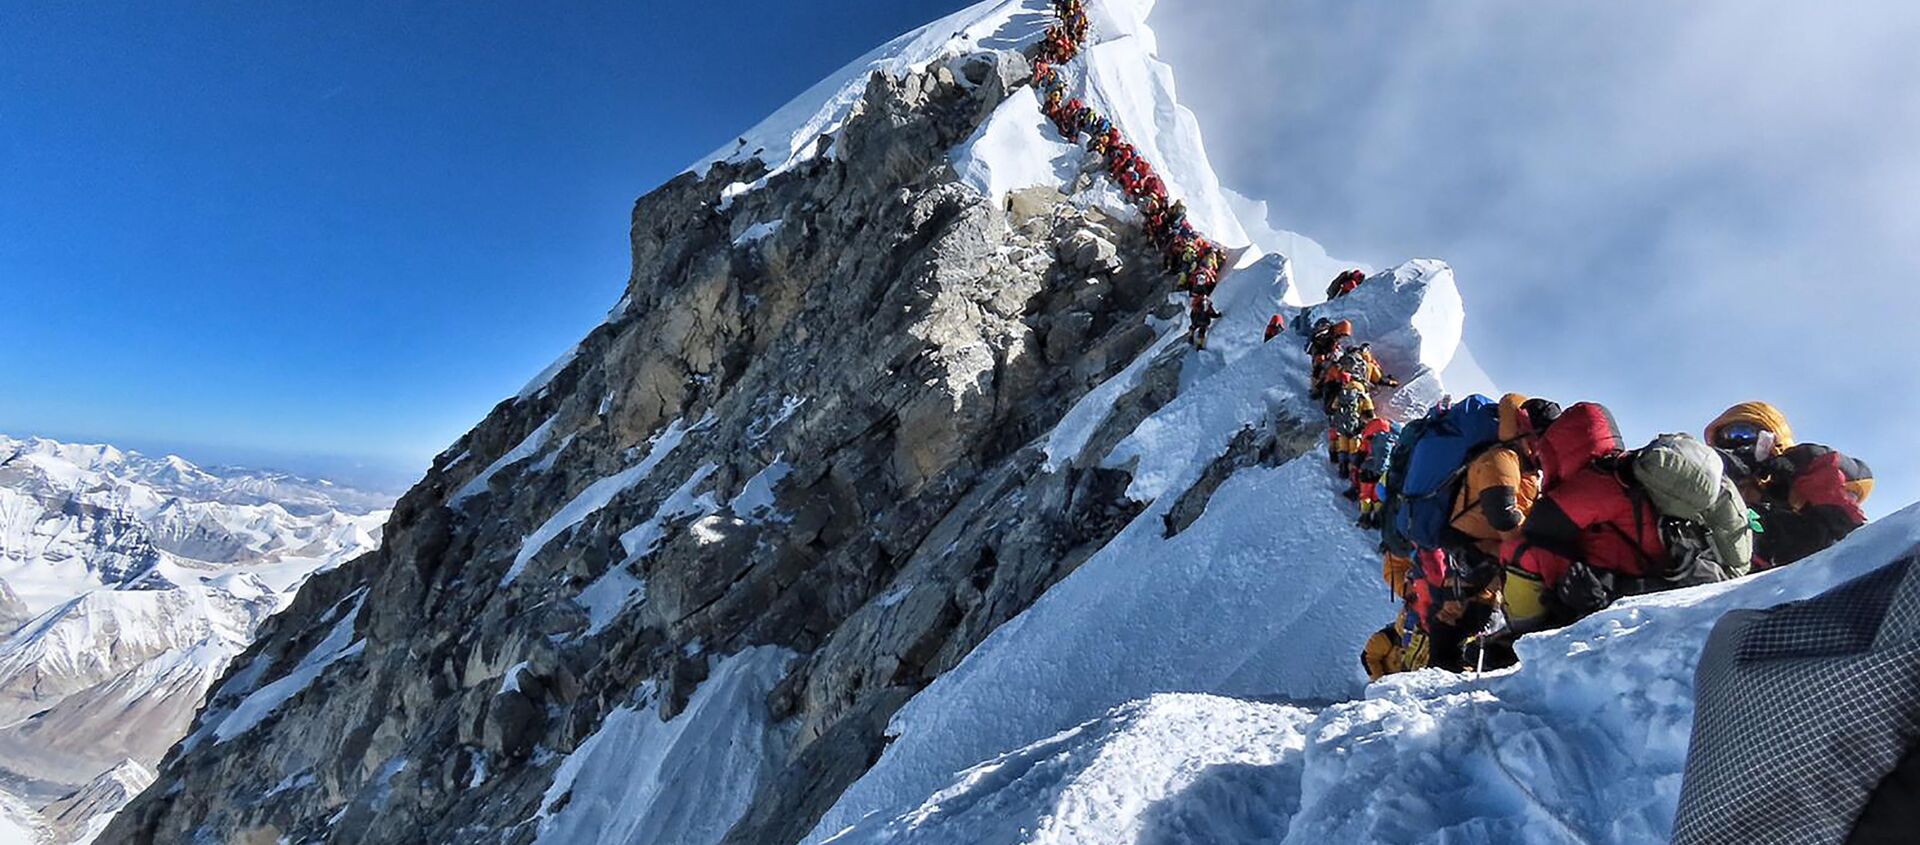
[0,434,389,607]
[105,2,1906,844]
[0,434,392,840]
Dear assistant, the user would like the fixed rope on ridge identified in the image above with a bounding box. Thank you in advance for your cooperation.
[1031,0,1229,350]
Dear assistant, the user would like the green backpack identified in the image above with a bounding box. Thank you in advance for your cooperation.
[1331,388,1371,437]
[1632,433,1755,578]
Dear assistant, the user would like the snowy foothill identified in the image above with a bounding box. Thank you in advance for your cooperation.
[0,790,47,845]
[0,585,271,702]
[0,435,389,614]
[0,433,394,835]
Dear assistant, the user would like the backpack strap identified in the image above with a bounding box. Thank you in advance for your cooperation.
[1406,460,1474,504]
[1445,442,1519,526]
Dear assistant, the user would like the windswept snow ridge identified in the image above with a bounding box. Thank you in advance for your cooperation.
[690,0,1053,180]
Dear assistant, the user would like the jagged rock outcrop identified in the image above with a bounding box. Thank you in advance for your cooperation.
[106,44,1316,845]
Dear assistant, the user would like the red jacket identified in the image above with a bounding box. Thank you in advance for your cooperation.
[1753,443,1873,567]
[1505,403,1666,588]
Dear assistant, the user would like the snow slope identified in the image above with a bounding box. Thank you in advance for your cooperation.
[0,790,47,845]
[533,647,797,845]
[824,694,1313,845]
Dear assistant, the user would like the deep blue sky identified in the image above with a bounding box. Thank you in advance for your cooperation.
[2,1,969,489]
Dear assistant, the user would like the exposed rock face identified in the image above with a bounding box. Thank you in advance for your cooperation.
[105,50,1310,845]
[0,581,28,635]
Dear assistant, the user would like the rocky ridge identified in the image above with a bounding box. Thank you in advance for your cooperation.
[106,28,1326,843]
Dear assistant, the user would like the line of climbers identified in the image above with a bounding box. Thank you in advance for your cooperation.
[1284,286,1877,681]
[1032,0,1229,350]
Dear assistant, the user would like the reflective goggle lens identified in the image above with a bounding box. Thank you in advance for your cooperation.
[1715,422,1762,449]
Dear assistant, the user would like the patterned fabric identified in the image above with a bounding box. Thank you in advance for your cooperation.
[1673,551,1920,844]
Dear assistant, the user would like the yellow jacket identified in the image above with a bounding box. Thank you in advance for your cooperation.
[1450,394,1543,555]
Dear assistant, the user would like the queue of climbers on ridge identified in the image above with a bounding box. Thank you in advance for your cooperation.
[1278,300,1880,680]
[1032,0,1878,684]
[1033,0,1877,685]
[1033,0,1229,350]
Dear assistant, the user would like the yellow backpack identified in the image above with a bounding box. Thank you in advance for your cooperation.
[1362,615,1431,681]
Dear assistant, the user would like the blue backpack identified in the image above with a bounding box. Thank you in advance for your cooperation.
[1378,415,1433,556]
[1391,394,1502,551]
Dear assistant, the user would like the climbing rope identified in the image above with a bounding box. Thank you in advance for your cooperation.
[1030,0,1229,346]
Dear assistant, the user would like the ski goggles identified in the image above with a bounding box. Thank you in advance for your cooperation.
[1713,421,1764,451]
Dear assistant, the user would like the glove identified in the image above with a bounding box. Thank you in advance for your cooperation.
[1553,561,1614,617]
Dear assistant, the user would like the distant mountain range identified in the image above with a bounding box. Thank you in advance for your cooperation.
[0,433,393,841]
